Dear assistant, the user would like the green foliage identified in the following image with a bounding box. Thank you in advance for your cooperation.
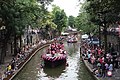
[37,0,53,6]
[0,0,54,36]
[0,0,55,63]
[75,1,97,34]
[75,12,97,34]
[52,5,68,34]
[85,0,120,24]
[76,0,120,34]
[68,15,75,28]
[0,0,40,36]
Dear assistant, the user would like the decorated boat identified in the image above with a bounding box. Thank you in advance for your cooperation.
[67,35,78,43]
[41,42,67,68]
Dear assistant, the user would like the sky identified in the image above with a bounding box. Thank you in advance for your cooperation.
[48,0,83,17]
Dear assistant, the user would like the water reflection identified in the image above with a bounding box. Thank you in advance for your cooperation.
[66,43,78,56]
[43,65,66,78]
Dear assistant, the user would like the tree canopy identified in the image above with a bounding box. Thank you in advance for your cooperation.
[52,5,68,35]
[68,15,75,28]
[85,0,120,25]
[74,1,97,34]
[0,0,54,64]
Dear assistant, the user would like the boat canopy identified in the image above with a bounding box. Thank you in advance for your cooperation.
[81,34,89,39]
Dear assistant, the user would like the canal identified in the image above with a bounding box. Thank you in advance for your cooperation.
[13,41,95,80]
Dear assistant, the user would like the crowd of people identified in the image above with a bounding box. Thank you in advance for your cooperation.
[81,41,120,77]
[1,39,48,79]
[49,42,66,56]
[41,42,66,60]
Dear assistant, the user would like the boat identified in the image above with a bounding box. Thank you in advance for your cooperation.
[67,35,78,43]
[41,42,67,68]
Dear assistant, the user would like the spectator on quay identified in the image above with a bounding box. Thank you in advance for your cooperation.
[99,56,105,64]
[105,62,109,75]
[114,56,119,68]
[6,63,12,75]
[112,53,119,69]
[94,69,99,76]
[41,39,46,44]
[11,58,16,71]
[32,43,36,48]
[97,61,101,73]
[108,63,113,71]
[97,47,102,55]
[87,51,91,63]
[7,64,11,72]
[2,72,6,80]
[101,63,106,77]
[91,54,96,68]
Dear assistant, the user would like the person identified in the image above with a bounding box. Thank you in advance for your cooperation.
[96,61,102,75]
[11,61,15,71]
[7,64,11,72]
[91,55,96,68]
[51,50,55,57]
[6,64,12,75]
[97,48,102,55]
[101,63,106,77]
[60,42,64,49]
[87,51,91,63]
[114,56,119,68]
[108,63,113,71]
[105,62,109,76]
[2,72,6,80]
[47,49,50,54]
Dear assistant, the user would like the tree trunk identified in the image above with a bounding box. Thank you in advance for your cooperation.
[11,42,13,55]
[104,24,107,55]
[14,34,17,56]
[99,25,101,48]
[20,35,22,48]
[0,43,5,64]
[0,39,7,64]
[0,27,12,64]
[59,31,61,36]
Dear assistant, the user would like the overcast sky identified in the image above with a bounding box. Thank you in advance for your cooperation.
[48,0,83,17]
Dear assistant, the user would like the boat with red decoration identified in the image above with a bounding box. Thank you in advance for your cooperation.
[67,35,78,43]
[41,42,67,67]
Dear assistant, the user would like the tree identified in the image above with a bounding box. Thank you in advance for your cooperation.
[75,1,97,34]
[37,0,53,6]
[40,12,57,39]
[75,12,97,34]
[52,5,68,35]
[85,0,120,24]
[0,0,53,64]
[68,15,75,28]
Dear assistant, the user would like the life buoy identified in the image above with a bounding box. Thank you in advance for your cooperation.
[107,70,112,77]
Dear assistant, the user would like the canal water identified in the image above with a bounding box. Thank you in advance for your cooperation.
[13,41,95,80]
